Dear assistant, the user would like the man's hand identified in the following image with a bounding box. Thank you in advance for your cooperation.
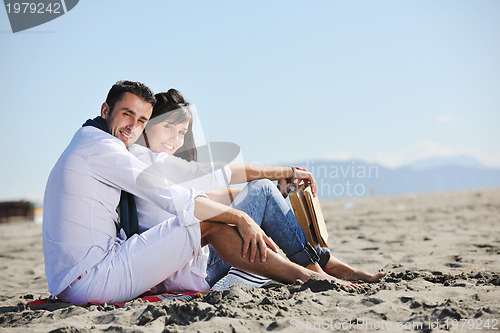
[193,196,279,262]
[236,213,278,263]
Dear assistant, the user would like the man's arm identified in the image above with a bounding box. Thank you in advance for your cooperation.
[88,134,205,226]
[193,196,278,263]
[206,188,242,206]
[87,133,277,262]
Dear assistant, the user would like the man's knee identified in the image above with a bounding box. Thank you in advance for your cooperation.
[200,221,227,246]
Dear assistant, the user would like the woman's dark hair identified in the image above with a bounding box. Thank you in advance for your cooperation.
[144,89,197,162]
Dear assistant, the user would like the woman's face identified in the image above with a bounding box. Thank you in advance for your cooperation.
[146,118,190,155]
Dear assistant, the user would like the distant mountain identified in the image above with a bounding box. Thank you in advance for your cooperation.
[286,156,500,199]
[406,155,485,170]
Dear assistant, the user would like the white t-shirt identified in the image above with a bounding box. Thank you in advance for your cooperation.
[43,127,204,296]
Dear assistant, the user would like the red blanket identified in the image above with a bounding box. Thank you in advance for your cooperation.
[26,290,211,308]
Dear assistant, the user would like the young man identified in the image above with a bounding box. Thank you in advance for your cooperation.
[42,80,334,304]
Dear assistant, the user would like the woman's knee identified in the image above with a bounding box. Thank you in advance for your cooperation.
[250,178,274,189]
[248,179,277,197]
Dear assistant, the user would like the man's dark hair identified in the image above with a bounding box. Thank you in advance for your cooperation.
[105,80,156,113]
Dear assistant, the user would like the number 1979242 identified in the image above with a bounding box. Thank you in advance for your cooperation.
[5,2,62,14]
[444,318,498,330]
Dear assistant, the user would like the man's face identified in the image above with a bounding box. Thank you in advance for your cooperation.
[101,92,153,147]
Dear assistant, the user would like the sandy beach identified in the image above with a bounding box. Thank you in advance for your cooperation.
[1,188,499,332]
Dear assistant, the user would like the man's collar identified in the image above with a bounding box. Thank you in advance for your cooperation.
[82,116,109,134]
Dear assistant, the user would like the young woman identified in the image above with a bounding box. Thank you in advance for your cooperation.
[129,89,385,291]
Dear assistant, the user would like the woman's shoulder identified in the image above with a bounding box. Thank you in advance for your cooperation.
[129,144,178,166]
[128,143,149,156]
[128,144,159,164]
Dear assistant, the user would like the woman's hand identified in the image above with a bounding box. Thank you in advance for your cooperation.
[237,213,278,263]
[292,167,318,197]
[277,178,292,198]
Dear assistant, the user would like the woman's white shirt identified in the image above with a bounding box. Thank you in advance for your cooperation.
[128,144,232,232]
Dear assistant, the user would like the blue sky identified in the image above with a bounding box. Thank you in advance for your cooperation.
[1,0,499,203]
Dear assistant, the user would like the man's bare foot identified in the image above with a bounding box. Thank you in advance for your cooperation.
[308,269,366,291]
[333,269,386,283]
[331,276,366,291]
[323,256,386,283]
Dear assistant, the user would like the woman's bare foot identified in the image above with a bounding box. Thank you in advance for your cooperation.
[344,269,386,283]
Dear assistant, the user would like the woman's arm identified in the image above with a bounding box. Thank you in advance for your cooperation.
[229,164,318,196]
[193,196,278,263]
[229,164,291,183]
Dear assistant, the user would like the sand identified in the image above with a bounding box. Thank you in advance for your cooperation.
[1,188,499,332]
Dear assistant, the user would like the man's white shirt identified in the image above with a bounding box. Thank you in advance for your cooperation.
[43,127,204,297]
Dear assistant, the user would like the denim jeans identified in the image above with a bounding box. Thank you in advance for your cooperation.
[205,179,330,286]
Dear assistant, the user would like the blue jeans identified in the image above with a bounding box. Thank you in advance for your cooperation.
[205,179,330,286]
